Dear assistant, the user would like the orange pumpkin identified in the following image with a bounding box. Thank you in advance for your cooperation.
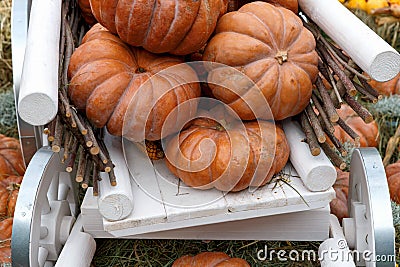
[203,2,319,121]
[0,218,13,241]
[165,108,289,192]
[68,24,201,141]
[78,0,97,25]
[385,160,400,204]
[230,0,298,13]
[334,104,379,147]
[0,134,26,179]
[368,72,400,96]
[330,168,349,221]
[0,184,19,217]
[88,0,228,55]
[173,252,250,267]
[0,245,11,264]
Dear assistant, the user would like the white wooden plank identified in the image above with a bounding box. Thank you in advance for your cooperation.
[152,160,227,222]
[102,140,167,229]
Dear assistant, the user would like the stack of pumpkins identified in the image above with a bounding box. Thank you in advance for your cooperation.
[0,134,26,263]
[70,0,321,192]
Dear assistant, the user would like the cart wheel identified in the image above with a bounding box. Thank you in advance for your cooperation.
[12,147,78,267]
[343,148,395,267]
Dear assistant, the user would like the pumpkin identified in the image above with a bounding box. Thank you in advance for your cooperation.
[165,107,290,192]
[0,175,22,188]
[0,184,19,217]
[0,245,11,264]
[368,73,400,96]
[68,24,201,141]
[385,159,400,204]
[229,0,298,13]
[203,2,319,121]
[0,134,26,179]
[78,0,97,25]
[0,218,13,241]
[333,104,379,147]
[173,252,250,266]
[330,168,349,221]
[88,0,228,55]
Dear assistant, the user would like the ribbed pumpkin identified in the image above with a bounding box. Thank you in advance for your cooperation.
[0,134,25,179]
[88,0,228,55]
[0,184,19,217]
[385,160,400,204]
[334,104,379,147]
[68,24,201,141]
[165,108,289,192]
[330,168,349,221]
[78,0,97,25]
[229,0,298,13]
[203,2,319,121]
[173,252,250,267]
[368,73,400,96]
[0,218,13,241]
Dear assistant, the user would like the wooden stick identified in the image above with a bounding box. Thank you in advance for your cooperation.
[75,148,87,183]
[108,168,117,186]
[315,77,339,122]
[336,117,361,147]
[312,93,335,134]
[46,118,56,142]
[52,116,63,153]
[92,162,99,196]
[320,141,347,170]
[66,138,79,173]
[359,78,383,100]
[343,94,374,123]
[305,104,326,143]
[300,112,321,156]
[324,129,348,157]
[81,158,92,189]
[86,125,100,155]
[62,131,72,163]
[353,82,378,103]
[317,42,358,96]
[71,111,88,135]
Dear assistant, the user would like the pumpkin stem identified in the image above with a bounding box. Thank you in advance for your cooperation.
[136,67,146,73]
[275,51,288,65]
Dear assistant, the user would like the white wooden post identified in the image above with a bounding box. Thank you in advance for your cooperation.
[282,120,337,192]
[17,0,62,125]
[299,0,400,82]
[97,132,134,221]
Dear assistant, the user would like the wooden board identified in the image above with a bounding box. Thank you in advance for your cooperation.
[92,140,335,237]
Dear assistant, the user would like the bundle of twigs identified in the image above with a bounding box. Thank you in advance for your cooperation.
[44,0,116,196]
[298,17,383,170]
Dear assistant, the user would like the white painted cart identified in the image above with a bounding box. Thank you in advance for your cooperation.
[10,0,400,266]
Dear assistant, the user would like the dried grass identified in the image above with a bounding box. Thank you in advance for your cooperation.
[0,0,12,94]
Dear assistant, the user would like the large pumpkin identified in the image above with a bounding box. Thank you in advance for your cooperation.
[203,2,319,121]
[368,73,400,96]
[68,24,201,141]
[333,104,379,147]
[88,0,228,55]
[229,0,298,13]
[0,184,19,217]
[165,108,289,192]
[385,160,400,204]
[0,134,25,179]
[173,252,250,266]
[330,168,349,221]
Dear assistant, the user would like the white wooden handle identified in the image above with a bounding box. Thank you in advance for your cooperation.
[98,132,134,221]
[17,0,61,125]
[299,0,400,82]
[282,120,336,192]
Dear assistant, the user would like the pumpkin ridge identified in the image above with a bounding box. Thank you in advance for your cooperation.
[0,154,20,177]
[142,0,158,48]
[240,10,279,51]
[125,0,141,45]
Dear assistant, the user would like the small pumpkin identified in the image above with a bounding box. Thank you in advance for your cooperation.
[68,24,201,141]
[0,245,11,264]
[88,0,228,55]
[173,252,250,267]
[165,107,289,192]
[0,134,26,179]
[368,73,400,96]
[203,2,319,121]
[78,0,97,25]
[330,168,349,221]
[333,104,379,147]
[385,159,400,204]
